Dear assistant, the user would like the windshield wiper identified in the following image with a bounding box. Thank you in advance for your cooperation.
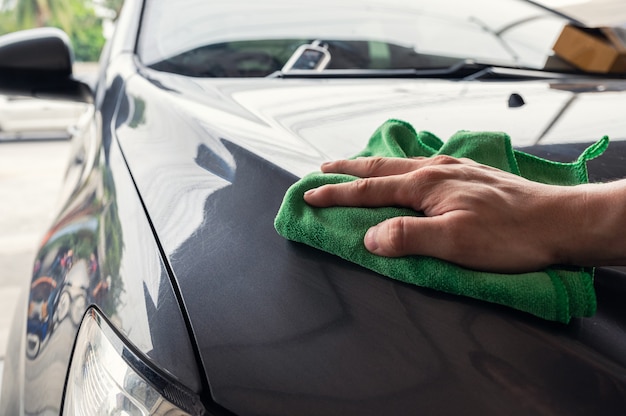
[269,59,624,80]
[268,60,493,79]
[464,65,626,80]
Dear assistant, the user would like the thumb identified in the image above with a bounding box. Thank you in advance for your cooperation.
[364,216,444,258]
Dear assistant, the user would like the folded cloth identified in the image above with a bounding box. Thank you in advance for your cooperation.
[274,119,609,323]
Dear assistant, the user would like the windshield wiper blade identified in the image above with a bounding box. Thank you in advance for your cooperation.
[464,65,626,80]
[268,60,493,79]
[270,59,624,80]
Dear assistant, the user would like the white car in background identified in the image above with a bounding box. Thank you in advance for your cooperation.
[0,94,86,139]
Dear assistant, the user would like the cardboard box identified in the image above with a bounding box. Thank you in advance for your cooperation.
[552,24,626,73]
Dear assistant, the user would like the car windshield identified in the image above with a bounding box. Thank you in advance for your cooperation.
[137,0,571,78]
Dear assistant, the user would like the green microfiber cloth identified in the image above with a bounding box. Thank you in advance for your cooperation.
[274,119,609,323]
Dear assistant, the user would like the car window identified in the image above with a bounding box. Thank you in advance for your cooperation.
[137,0,569,77]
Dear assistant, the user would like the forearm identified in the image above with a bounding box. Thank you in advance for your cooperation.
[554,179,626,267]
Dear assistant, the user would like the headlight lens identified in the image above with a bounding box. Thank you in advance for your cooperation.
[62,309,205,416]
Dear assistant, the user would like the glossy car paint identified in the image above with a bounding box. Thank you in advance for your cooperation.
[1,0,625,415]
[0,2,203,414]
[116,70,626,415]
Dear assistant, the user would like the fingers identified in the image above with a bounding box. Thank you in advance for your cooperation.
[301,156,556,271]
[365,214,560,273]
[321,157,423,177]
[321,155,470,177]
[306,156,460,209]
[304,175,416,208]
[364,216,451,259]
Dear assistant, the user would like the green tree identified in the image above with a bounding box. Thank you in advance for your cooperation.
[1,0,105,62]
[0,11,18,33]
[15,0,72,30]
[55,0,105,61]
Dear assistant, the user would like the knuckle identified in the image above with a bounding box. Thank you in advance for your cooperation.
[353,177,372,194]
[430,155,460,165]
[361,157,390,176]
[385,218,409,253]
[457,157,476,165]
[408,166,442,184]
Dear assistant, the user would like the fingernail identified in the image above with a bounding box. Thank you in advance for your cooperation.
[364,226,379,252]
[304,188,316,197]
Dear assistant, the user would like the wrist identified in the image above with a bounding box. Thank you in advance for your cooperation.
[552,181,626,267]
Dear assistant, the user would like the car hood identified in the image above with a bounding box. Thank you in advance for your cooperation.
[116,71,626,415]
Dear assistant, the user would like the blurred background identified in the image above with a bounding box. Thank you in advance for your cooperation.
[0,0,121,61]
[0,0,625,390]
[0,0,121,141]
[0,0,124,385]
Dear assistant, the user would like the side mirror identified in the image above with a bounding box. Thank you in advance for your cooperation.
[0,28,92,102]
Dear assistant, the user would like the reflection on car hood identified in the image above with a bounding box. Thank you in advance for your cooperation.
[181,77,626,177]
[116,72,626,415]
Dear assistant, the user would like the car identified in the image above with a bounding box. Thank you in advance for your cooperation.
[1,0,625,414]
[0,94,86,140]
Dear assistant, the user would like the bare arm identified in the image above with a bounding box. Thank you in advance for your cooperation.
[303,156,626,273]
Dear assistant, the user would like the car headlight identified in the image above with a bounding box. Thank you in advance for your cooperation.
[62,309,205,416]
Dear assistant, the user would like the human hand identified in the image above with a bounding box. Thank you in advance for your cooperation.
[303,156,593,273]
